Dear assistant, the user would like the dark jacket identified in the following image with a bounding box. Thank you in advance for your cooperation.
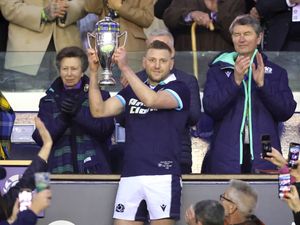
[163,0,245,51]
[0,12,8,53]
[255,0,300,51]
[32,75,114,174]
[154,0,173,19]
[225,215,265,225]
[0,156,47,221]
[0,210,37,225]
[294,212,300,225]
[202,52,296,174]
[137,68,201,173]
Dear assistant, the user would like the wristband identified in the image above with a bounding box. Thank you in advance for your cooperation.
[41,9,48,23]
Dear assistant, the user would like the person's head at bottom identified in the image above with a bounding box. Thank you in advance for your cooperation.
[220,180,259,225]
[186,200,224,225]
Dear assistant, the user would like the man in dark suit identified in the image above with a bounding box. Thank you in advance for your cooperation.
[162,0,246,51]
[250,0,300,51]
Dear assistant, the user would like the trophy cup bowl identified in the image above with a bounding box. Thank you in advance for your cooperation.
[87,17,127,86]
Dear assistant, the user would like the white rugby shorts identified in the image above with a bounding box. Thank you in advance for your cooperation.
[113,174,182,221]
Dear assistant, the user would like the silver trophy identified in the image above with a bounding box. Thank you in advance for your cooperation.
[87,16,127,85]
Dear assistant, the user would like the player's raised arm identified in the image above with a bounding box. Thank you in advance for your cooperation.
[87,48,124,117]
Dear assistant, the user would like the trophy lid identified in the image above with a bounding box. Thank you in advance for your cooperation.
[96,16,120,33]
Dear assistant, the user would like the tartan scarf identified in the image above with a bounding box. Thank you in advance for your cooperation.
[0,92,15,159]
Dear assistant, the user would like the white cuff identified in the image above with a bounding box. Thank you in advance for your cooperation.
[286,0,296,7]
[184,12,193,22]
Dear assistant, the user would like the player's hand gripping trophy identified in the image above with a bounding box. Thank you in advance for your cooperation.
[87,16,127,86]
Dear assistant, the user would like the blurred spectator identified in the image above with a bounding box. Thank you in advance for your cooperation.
[0,189,52,225]
[0,0,87,90]
[250,0,300,51]
[163,0,246,51]
[285,185,300,225]
[264,148,300,225]
[77,13,99,49]
[154,0,173,19]
[0,117,52,224]
[202,14,296,174]
[84,0,154,52]
[0,91,15,159]
[221,180,264,225]
[185,200,224,225]
[32,46,114,174]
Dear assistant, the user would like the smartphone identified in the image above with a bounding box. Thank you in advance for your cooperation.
[18,189,32,211]
[288,142,300,169]
[278,173,291,199]
[261,134,271,158]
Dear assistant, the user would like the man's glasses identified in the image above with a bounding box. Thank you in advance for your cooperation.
[220,193,235,204]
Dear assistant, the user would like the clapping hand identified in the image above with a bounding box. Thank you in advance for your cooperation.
[44,0,69,21]
[107,0,122,11]
[252,52,265,87]
[60,96,81,116]
[234,55,250,85]
[35,117,52,147]
[185,205,197,225]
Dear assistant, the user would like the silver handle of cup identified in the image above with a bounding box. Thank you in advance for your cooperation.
[87,32,96,50]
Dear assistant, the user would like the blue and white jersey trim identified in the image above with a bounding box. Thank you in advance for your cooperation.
[165,89,183,110]
[116,95,126,106]
[159,73,176,85]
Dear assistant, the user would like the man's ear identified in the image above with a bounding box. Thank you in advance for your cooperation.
[257,32,263,45]
[228,203,237,214]
[170,59,174,71]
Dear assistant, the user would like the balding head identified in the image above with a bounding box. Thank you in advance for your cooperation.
[146,29,175,57]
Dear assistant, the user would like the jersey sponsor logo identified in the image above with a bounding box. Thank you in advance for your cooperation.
[115,203,125,213]
[160,204,167,211]
[128,98,157,115]
[158,161,173,169]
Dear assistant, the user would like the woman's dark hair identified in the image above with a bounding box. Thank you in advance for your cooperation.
[56,46,88,72]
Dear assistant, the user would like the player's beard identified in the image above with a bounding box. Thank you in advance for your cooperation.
[146,68,170,84]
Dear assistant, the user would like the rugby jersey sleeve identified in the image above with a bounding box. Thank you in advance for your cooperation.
[164,81,190,111]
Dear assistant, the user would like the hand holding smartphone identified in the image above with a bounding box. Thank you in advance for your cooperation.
[261,134,272,158]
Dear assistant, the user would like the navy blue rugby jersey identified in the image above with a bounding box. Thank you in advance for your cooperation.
[116,74,190,177]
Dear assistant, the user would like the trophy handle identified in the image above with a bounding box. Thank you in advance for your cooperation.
[87,32,96,49]
[118,31,127,48]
